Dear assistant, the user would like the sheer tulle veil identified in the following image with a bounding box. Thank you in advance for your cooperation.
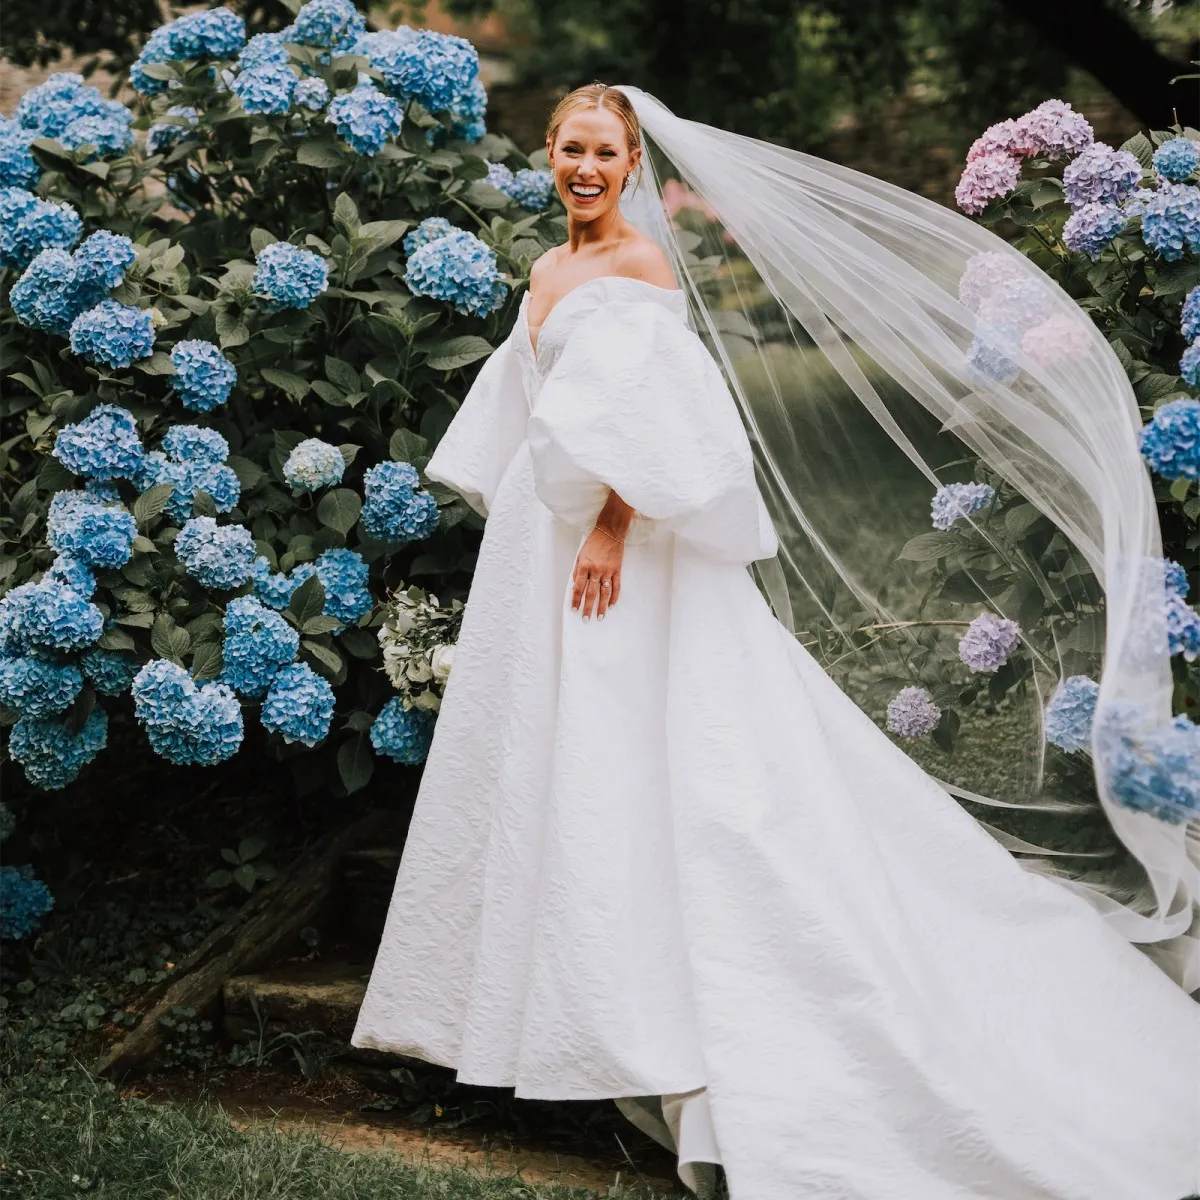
[611,84,1200,992]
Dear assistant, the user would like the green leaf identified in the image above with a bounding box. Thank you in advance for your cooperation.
[134,62,178,83]
[261,367,311,401]
[339,627,379,659]
[287,573,327,625]
[337,734,375,794]
[227,455,266,490]
[357,219,411,250]
[389,427,429,462]
[325,355,360,393]
[238,835,267,861]
[333,191,360,236]
[97,626,136,652]
[931,708,960,754]
[1170,476,1193,502]
[297,140,345,169]
[1119,132,1154,170]
[302,614,343,635]
[344,710,374,732]
[421,335,494,370]
[135,351,176,376]
[134,483,175,527]
[190,640,224,681]
[302,638,344,678]
[464,178,513,210]
[898,532,961,562]
[115,611,156,629]
[233,864,258,892]
[250,227,278,254]
[317,488,361,534]
[1136,372,1187,405]
[151,614,192,665]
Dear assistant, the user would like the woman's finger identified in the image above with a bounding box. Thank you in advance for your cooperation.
[609,570,621,608]
[597,577,612,619]
[581,574,598,620]
[571,560,587,610]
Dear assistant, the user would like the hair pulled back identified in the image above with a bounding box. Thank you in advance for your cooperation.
[545,83,643,191]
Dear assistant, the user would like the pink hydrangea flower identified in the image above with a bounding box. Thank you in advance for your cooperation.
[1021,314,1094,365]
[966,119,1025,163]
[1011,99,1094,161]
[955,153,1021,215]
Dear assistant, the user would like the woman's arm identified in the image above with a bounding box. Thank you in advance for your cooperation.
[571,488,634,621]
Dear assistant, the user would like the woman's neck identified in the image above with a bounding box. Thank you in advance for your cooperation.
[565,207,632,254]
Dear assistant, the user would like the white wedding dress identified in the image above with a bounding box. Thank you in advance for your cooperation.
[350,275,1200,1200]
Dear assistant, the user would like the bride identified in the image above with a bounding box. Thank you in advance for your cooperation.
[351,83,1200,1198]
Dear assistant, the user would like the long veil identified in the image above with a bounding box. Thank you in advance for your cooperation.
[612,84,1200,992]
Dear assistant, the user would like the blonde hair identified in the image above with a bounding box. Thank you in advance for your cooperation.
[546,83,643,191]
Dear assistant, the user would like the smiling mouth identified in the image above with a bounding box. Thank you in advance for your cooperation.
[568,183,604,198]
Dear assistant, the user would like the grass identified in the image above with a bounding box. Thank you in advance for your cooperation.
[0,1033,674,1200]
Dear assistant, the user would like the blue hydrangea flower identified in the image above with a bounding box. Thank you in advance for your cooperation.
[69,301,156,370]
[0,187,82,269]
[53,404,144,481]
[1167,593,1200,660]
[10,249,97,335]
[46,488,137,569]
[239,32,292,70]
[1153,137,1199,184]
[1062,201,1127,260]
[1182,287,1200,344]
[363,28,478,114]
[885,686,941,738]
[1099,709,1200,825]
[1182,340,1200,390]
[146,105,199,156]
[1141,183,1200,262]
[485,162,514,191]
[261,661,335,746]
[1139,399,1200,480]
[161,425,227,464]
[404,228,505,318]
[11,72,133,160]
[132,659,243,767]
[0,651,84,719]
[249,555,316,609]
[174,517,256,590]
[360,459,439,541]
[139,450,240,524]
[165,7,246,59]
[293,78,330,111]
[74,230,137,289]
[0,579,104,655]
[221,595,299,698]
[508,168,555,211]
[292,0,366,52]
[170,340,237,412]
[958,611,1021,673]
[58,109,134,159]
[1044,674,1099,753]
[314,547,371,625]
[448,77,486,142]
[1163,557,1190,599]
[0,865,55,939]
[233,62,297,115]
[370,696,436,763]
[0,127,40,188]
[130,28,176,96]
[930,482,995,530]
[253,241,329,310]
[8,706,107,790]
[1061,143,1141,208]
[284,439,344,490]
[402,216,456,256]
[45,553,96,599]
[81,648,140,696]
[326,82,403,155]
[966,322,1021,385]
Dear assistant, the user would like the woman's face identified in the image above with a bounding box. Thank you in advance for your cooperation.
[547,107,639,224]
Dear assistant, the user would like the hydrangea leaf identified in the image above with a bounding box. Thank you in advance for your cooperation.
[133,483,176,527]
[388,428,428,462]
[296,140,345,169]
[302,638,343,679]
[337,733,374,793]
[422,335,493,370]
[287,572,327,625]
[317,488,361,534]
[134,352,176,376]
[1119,132,1154,169]
[260,367,310,401]
[151,613,191,665]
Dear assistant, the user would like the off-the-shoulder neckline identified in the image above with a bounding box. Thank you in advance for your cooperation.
[522,274,683,354]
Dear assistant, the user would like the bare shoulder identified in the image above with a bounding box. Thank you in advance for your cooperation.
[614,235,678,291]
[529,244,562,291]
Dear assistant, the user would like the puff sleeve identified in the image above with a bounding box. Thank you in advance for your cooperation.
[424,337,529,518]
[526,300,778,565]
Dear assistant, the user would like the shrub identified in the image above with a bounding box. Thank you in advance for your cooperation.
[0,3,563,802]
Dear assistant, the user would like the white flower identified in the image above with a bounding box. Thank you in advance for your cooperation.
[431,642,454,681]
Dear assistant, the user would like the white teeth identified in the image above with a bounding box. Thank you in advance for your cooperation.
[569,184,603,196]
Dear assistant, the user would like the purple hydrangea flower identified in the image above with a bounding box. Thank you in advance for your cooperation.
[1062,202,1127,259]
[1062,143,1141,208]
[1010,99,1093,161]
[885,686,941,739]
[930,481,995,530]
[966,323,1021,385]
[958,612,1021,673]
[1021,314,1094,365]
[954,153,1021,216]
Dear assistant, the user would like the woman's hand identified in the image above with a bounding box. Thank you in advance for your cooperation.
[571,488,634,621]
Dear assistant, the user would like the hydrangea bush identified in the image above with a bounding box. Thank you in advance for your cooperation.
[866,105,1200,834]
[0,3,563,817]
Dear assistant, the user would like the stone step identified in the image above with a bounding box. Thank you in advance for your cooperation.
[222,957,371,1045]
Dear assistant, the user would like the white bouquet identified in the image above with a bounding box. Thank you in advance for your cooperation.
[376,583,465,712]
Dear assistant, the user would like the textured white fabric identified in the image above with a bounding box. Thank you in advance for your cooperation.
[351,276,1200,1199]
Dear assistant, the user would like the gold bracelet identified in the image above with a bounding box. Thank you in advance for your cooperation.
[594,524,626,545]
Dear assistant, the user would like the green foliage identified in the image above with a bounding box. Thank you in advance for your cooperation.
[203,834,277,893]
[0,39,563,796]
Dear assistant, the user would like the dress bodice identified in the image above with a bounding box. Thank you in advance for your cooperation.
[515,276,689,393]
